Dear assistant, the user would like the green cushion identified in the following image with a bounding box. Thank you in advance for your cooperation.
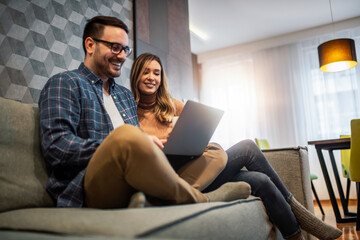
[0,97,54,212]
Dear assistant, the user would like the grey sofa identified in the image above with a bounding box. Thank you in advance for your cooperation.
[0,97,314,240]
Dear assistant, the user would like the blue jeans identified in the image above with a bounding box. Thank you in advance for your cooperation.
[203,140,301,239]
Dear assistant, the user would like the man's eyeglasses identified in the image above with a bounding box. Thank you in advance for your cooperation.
[92,38,133,57]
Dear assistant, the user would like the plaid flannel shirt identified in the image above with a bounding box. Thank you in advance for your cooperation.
[39,63,139,207]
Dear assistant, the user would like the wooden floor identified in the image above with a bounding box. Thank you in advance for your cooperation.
[313,199,359,240]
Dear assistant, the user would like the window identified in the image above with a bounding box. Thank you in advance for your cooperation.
[302,38,360,140]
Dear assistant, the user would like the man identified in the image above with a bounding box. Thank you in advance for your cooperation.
[39,16,250,209]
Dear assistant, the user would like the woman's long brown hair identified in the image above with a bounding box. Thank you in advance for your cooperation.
[130,53,175,122]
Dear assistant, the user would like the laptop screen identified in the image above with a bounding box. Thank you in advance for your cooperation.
[163,100,224,156]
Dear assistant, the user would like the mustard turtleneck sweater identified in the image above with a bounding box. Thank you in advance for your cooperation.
[137,93,184,139]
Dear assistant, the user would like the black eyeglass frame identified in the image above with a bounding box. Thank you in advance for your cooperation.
[92,38,133,57]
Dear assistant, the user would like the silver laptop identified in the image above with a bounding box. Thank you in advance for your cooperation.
[163,100,224,156]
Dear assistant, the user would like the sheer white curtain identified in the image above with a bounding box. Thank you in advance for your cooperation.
[199,27,360,199]
[200,44,309,149]
[200,55,258,149]
[200,27,360,148]
[251,45,309,147]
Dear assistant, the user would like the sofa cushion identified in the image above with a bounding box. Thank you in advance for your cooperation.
[0,231,138,240]
[0,97,54,212]
[0,197,281,239]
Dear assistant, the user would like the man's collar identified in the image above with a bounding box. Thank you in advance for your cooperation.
[79,63,116,88]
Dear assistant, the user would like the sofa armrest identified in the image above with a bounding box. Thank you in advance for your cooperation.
[262,147,314,213]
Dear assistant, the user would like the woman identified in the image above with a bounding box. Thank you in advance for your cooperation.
[131,54,242,193]
[130,53,342,240]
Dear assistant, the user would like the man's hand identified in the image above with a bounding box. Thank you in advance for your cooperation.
[148,135,167,149]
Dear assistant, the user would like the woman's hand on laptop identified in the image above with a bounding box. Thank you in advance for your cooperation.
[148,135,166,149]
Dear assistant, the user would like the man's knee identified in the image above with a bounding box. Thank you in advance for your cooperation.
[107,125,150,147]
[105,125,159,162]
[111,124,143,140]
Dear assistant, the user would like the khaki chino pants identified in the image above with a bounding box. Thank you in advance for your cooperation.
[84,124,208,208]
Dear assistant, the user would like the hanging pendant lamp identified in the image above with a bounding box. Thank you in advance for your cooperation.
[317,0,358,72]
[318,38,358,72]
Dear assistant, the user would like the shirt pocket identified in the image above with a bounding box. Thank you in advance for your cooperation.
[79,98,105,132]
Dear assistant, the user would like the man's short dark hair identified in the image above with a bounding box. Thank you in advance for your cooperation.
[82,16,129,54]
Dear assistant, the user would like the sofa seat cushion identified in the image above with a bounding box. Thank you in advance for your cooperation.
[0,231,139,240]
[0,197,280,239]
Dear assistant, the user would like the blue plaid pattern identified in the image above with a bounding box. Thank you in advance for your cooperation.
[39,63,139,207]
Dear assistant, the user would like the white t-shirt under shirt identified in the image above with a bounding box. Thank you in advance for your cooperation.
[103,93,124,129]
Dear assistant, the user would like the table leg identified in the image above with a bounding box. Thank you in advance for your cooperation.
[315,147,343,222]
[315,147,356,223]
[328,149,350,215]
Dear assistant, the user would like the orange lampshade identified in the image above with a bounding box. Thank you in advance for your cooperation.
[318,38,358,72]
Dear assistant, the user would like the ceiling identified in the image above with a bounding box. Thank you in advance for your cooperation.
[188,0,360,54]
